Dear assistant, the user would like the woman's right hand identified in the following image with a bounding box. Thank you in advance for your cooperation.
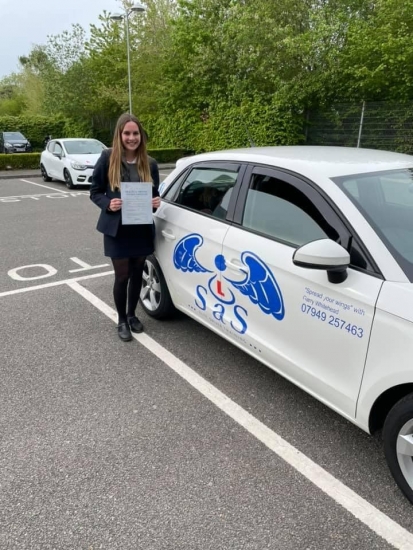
[109,198,122,211]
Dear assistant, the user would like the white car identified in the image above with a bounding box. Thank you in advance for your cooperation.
[141,145,413,504]
[40,138,107,188]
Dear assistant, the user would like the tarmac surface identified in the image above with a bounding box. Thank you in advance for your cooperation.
[1,174,413,550]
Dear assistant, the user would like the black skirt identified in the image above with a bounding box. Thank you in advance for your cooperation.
[104,222,155,259]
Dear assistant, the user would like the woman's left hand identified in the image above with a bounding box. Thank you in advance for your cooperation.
[152,197,161,209]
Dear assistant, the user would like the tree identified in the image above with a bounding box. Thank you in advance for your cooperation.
[338,0,413,100]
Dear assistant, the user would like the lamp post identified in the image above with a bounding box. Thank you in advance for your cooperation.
[110,2,147,114]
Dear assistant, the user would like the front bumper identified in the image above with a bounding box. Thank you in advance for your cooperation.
[69,166,95,186]
[5,146,32,153]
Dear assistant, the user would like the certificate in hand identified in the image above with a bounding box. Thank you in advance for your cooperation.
[120,182,153,225]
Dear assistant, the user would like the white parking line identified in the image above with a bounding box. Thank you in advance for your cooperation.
[20,179,68,193]
[0,270,113,299]
[0,192,78,200]
[68,280,413,550]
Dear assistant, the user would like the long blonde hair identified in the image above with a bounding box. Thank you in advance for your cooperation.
[108,113,152,191]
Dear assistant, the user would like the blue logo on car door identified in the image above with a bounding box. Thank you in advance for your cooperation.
[173,233,285,334]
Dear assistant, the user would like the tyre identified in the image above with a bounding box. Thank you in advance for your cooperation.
[64,169,75,189]
[383,393,413,504]
[40,164,52,182]
[140,255,175,319]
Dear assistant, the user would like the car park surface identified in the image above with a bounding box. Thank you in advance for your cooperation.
[2,170,413,549]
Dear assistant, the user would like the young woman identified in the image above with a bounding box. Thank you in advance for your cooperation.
[90,113,161,342]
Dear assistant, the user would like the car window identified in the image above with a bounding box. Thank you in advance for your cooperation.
[241,173,338,246]
[47,141,55,153]
[334,169,413,280]
[162,169,189,200]
[173,166,239,219]
[341,178,360,199]
[63,140,105,155]
[4,132,25,140]
[54,143,63,155]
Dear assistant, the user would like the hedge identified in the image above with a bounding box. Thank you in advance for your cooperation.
[0,153,40,170]
[0,149,192,171]
[142,98,306,153]
[148,148,193,163]
[0,115,92,151]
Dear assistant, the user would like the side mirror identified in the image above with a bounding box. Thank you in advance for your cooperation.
[53,152,62,159]
[158,181,166,195]
[293,239,350,284]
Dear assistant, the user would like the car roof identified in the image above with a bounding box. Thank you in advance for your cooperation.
[178,146,413,179]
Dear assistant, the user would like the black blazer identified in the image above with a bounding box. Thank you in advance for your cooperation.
[90,148,160,237]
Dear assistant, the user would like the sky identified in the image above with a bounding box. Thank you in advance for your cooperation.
[0,0,123,78]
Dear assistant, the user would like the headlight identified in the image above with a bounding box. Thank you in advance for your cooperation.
[71,161,88,170]
[5,142,12,147]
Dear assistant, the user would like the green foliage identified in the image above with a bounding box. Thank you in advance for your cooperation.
[2,0,413,153]
[0,153,40,170]
[0,97,25,117]
[147,148,193,163]
[0,76,26,116]
[62,119,93,139]
[144,98,305,153]
[337,0,413,101]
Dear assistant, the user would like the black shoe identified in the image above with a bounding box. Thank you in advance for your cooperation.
[127,316,144,333]
[117,322,132,342]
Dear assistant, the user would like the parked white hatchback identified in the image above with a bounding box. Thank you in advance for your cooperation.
[142,145,413,504]
[40,138,106,188]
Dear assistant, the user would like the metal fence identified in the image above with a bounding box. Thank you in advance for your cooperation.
[305,102,413,153]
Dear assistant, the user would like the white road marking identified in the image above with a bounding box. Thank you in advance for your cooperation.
[68,280,413,550]
[69,257,109,273]
[0,192,89,203]
[8,264,58,281]
[0,192,88,199]
[0,270,113,299]
[0,193,51,199]
[20,179,68,193]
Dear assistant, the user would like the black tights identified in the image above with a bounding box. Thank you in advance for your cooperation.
[111,257,146,324]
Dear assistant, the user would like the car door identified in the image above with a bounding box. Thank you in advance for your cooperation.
[42,140,55,176]
[48,141,64,180]
[220,165,383,419]
[154,162,246,325]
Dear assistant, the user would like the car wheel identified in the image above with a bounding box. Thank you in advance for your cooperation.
[383,393,413,504]
[40,164,52,182]
[140,255,174,319]
[64,169,75,189]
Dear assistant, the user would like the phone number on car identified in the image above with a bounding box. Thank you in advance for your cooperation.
[300,304,364,338]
